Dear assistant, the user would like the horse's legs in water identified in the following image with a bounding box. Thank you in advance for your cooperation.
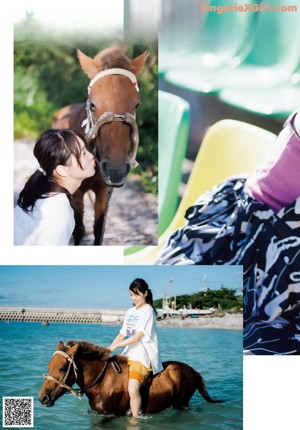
[94,186,112,245]
[73,189,85,245]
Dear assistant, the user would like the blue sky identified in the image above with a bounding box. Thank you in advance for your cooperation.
[0,265,242,309]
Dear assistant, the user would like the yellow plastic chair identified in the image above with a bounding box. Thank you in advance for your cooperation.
[124,119,276,264]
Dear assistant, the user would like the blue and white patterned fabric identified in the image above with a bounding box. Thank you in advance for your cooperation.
[155,176,300,355]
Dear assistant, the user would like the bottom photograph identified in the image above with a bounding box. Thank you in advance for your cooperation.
[0,265,242,430]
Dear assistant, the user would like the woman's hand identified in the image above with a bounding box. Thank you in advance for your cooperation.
[107,343,118,352]
[107,333,126,352]
[107,331,144,352]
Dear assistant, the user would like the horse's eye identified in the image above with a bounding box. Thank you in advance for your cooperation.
[135,101,141,109]
[89,102,97,112]
[59,366,67,373]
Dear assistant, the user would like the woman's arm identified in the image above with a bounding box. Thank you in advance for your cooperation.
[108,331,144,352]
[107,333,126,351]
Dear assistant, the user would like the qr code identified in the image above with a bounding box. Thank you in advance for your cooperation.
[3,397,34,428]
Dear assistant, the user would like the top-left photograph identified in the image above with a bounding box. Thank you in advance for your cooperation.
[13,1,158,246]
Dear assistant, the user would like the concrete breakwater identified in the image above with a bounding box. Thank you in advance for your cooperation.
[0,307,126,325]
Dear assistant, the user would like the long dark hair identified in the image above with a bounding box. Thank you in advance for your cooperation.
[17,129,86,214]
[129,278,157,315]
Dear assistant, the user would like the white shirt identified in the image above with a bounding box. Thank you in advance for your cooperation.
[14,193,75,246]
[120,304,163,374]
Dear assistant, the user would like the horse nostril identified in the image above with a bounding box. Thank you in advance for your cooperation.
[125,162,130,176]
[39,394,50,405]
[100,160,108,174]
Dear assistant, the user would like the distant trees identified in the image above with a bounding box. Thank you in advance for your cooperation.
[154,287,242,312]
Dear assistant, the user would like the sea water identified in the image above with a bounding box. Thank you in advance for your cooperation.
[0,321,242,429]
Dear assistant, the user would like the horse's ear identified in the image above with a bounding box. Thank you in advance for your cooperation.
[131,50,149,75]
[66,340,78,348]
[77,49,101,79]
[56,341,64,350]
[67,342,80,357]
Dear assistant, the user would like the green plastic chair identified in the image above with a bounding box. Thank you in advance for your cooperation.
[158,91,190,235]
[219,62,300,118]
[164,1,300,94]
[124,91,190,256]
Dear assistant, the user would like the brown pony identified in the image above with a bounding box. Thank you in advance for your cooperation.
[39,340,220,416]
[52,47,148,245]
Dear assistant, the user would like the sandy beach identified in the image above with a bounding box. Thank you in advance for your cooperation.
[156,313,243,330]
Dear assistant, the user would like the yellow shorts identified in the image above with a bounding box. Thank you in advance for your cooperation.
[128,360,152,384]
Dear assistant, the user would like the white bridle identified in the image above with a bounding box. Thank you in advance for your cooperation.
[88,68,139,94]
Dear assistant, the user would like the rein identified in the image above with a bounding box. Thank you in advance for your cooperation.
[42,350,122,400]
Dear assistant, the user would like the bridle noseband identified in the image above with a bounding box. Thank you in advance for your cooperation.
[42,349,121,400]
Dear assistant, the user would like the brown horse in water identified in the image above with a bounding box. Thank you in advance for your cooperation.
[52,47,148,245]
[39,340,220,416]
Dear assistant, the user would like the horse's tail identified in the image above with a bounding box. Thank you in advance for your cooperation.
[196,372,223,403]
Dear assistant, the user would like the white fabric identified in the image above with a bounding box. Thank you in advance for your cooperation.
[14,193,75,246]
[120,304,163,374]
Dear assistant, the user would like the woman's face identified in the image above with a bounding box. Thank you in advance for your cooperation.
[67,138,96,179]
[130,289,147,309]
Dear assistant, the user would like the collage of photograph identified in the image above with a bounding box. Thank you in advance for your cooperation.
[1,1,300,429]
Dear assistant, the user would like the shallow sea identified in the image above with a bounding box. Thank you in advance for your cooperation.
[0,321,242,429]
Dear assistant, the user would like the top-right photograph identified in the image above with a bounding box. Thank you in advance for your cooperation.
[125,0,300,355]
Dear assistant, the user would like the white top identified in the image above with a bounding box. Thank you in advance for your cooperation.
[120,304,163,374]
[14,193,75,246]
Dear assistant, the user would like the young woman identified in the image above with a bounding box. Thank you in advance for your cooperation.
[156,110,300,355]
[14,129,95,245]
[108,278,163,418]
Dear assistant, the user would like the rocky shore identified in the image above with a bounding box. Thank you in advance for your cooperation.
[156,313,243,330]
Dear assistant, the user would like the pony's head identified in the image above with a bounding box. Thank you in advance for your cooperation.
[39,341,79,407]
[78,47,148,187]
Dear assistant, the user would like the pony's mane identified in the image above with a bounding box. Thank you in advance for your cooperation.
[94,47,133,72]
[65,340,127,363]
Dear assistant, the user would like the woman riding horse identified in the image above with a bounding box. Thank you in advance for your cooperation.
[108,278,163,418]
[39,339,219,416]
